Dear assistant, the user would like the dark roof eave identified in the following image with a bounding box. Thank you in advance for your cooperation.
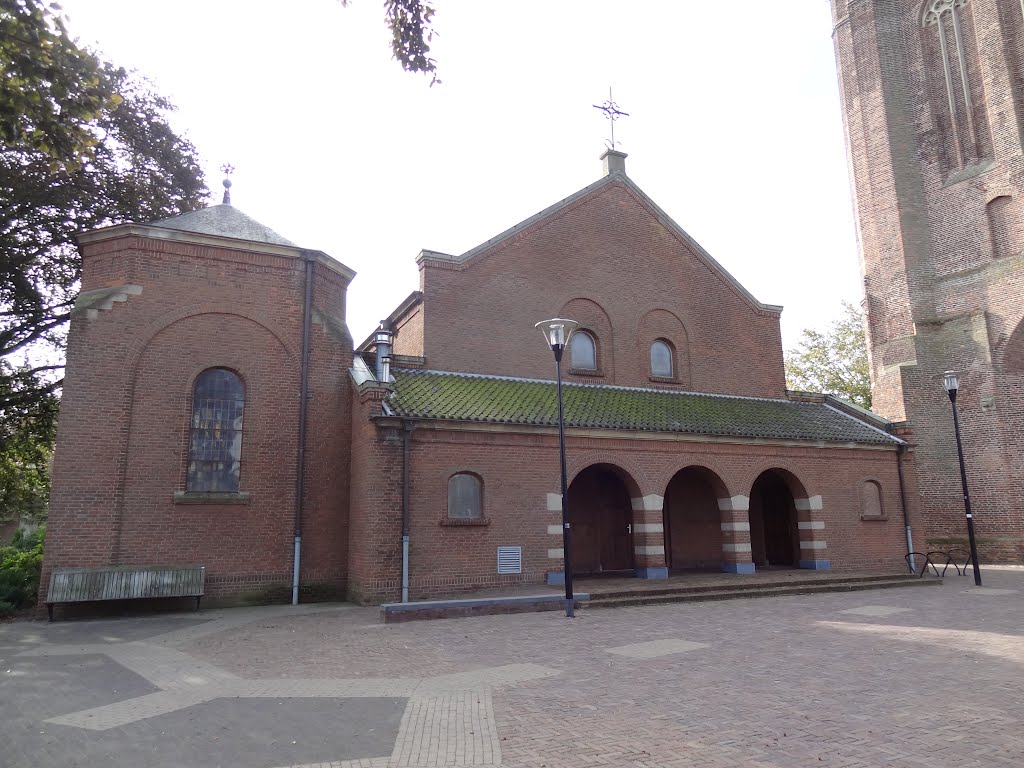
[386,414,902,448]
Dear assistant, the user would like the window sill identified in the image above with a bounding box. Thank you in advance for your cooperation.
[568,369,604,378]
[440,517,490,527]
[648,375,678,385]
[861,514,887,521]
[174,491,251,505]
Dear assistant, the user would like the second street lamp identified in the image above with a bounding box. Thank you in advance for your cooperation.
[942,370,982,586]
[535,318,579,618]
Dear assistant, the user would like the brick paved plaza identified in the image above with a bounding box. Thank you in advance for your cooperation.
[2,569,1022,768]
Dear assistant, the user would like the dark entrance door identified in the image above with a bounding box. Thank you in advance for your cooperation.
[567,465,634,575]
[751,472,798,567]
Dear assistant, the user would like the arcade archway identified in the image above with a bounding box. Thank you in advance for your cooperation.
[749,470,801,568]
[566,464,635,575]
[663,466,724,570]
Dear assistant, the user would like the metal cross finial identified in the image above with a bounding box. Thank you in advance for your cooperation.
[593,87,629,150]
[220,163,235,205]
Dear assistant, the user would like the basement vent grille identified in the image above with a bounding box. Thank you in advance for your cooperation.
[496,546,522,575]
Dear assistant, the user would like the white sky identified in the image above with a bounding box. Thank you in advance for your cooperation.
[59,0,860,352]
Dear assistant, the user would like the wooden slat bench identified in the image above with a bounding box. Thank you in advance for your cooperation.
[46,565,205,621]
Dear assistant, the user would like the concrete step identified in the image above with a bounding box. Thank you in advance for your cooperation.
[584,573,919,600]
[579,577,940,610]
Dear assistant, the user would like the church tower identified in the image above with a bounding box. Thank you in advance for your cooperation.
[830,0,1024,560]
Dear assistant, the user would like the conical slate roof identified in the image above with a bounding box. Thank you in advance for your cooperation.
[150,205,296,247]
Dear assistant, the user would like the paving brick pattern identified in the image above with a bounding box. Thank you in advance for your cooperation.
[2,570,1023,767]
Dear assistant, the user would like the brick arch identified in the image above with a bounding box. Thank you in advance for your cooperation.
[637,308,691,386]
[566,450,651,498]
[653,458,738,500]
[112,312,299,561]
[740,461,814,500]
[124,302,299,377]
[558,297,615,379]
[1003,318,1024,373]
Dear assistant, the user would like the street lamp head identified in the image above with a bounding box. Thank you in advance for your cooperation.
[535,318,579,354]
[943,370,960,397]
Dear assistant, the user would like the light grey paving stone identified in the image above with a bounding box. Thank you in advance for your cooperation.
[839,605,913,617]
[604,639,710,659]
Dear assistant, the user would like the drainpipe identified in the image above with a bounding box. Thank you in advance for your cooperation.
[401,423,413,606]
[292,253,315,605]
[895,444,914,573]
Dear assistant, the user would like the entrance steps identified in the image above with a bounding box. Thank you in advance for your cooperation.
[578,573,939,611]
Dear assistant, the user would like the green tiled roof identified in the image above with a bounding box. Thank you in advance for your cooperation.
[386,369,901,446]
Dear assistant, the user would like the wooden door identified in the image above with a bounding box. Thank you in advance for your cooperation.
[600,497,634,571]
[568,467,634,574]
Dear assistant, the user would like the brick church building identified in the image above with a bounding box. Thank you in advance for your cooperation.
[830,0,1024,561]
[41,148,925,606]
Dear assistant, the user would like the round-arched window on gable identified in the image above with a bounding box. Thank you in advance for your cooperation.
[187,368,245,493]
[570,330,597,370]
[650,339,674,378]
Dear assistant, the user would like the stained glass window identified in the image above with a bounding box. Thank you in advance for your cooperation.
[187,369,244,493]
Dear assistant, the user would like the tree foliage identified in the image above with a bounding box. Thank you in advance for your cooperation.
[1,0,208,523]
[785,301,872,409]
[341,0,440,84]
[1,0,117,171]
[0,362,56,524]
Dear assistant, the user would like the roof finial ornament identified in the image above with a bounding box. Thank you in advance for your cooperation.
[220,163,235,205]
[593,87,629,150]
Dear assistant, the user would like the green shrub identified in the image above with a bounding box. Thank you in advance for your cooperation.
[0,525,45,612]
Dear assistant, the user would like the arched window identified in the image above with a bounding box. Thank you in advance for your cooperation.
[921,0,983,167]
[187,368,245,493]
[860,480,883,518]
[650,339,674,378]
[569,330,597,370]
[448,473,482,519]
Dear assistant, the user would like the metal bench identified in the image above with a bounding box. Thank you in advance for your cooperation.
[46,565,205,621]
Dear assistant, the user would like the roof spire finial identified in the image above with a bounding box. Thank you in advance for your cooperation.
[593,87,629,150]
[220,163,235,205]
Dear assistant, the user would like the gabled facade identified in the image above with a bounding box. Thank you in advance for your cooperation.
[347,152,917,602]
[43,153,919,610]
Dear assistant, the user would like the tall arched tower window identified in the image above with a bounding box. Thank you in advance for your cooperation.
[922,0,989,168]
[187,368,245,493]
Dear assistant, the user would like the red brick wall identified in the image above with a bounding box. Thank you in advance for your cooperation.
[393,305,424,357]
[831,0,1024,561]
[350,421,920,603]
[416,180,786,399]
[42,233,354,607]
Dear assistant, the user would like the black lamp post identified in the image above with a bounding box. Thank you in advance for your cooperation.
[536,318,579,618]
[942,371,982,586]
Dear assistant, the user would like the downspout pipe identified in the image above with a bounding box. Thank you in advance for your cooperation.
[895,444,914,574]
[292,253,315,605]
[401,421,413,603]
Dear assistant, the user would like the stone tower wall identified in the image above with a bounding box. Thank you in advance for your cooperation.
[831,0,1024,560]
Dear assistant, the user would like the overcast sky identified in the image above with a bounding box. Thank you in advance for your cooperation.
[59,0,859,352]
